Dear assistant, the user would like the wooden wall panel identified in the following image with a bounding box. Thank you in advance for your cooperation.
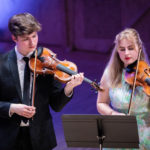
[0,0,150,56]
[67,0,150,55]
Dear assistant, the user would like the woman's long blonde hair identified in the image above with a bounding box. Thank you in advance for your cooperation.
[104,28,149,87]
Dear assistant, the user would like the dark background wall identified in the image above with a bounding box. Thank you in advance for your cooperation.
[0,0,150,149]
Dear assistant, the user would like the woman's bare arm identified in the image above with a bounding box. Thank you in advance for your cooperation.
[97,75,125,115]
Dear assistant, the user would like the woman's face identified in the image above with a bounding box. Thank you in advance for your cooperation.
[117,38,139,67]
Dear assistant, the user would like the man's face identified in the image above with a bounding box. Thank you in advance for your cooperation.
[12,32,38,56]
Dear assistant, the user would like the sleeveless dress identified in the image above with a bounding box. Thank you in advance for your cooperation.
[104,70,150,150]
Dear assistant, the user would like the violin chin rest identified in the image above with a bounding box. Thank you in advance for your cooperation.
[31,47,43,58]
[145,78,150,86]
[125,67,135,73]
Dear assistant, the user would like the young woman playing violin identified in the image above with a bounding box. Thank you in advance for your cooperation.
[0,13,84,150]
[97,28,150,149]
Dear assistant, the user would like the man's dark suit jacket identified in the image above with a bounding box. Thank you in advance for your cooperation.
[0,49,71,150]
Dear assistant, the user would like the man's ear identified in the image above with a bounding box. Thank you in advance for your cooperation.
[11,35,17,42]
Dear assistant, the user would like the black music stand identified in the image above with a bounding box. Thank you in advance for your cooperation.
[62,115,139,150]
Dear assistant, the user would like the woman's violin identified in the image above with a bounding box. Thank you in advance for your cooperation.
[29,47,103,91]
[125,60,150,96]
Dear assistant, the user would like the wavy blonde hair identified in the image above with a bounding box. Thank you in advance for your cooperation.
[104,28,149,87]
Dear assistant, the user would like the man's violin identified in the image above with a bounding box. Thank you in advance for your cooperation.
[29,47,103,91]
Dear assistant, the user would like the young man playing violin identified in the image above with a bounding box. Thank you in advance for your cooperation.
[0,13,84,150]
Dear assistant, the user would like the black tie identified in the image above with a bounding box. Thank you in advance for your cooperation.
[23,57,30,105]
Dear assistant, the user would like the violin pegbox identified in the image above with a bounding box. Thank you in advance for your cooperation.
[90,79,104,93]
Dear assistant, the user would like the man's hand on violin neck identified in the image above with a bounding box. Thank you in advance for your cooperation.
[10,104,36,118]
[67,73,84,88]
[64,73,84,96]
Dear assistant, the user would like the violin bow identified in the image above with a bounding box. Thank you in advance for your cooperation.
[127,48,142,115]
[32,49,38,107]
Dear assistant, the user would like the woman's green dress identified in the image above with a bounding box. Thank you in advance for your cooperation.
[105,70,150,150]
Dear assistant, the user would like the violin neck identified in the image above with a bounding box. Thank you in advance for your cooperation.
[56,64,93,84]
[83,77,93,84]
[57,64,101,91]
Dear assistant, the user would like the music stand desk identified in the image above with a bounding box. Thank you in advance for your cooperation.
[62,114,139,150]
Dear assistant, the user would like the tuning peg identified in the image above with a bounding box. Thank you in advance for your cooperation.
[90,87,98,94]
[95,90,98,94]
[91,87,94,91]
[94,79,97,82]
[94,79,100,86]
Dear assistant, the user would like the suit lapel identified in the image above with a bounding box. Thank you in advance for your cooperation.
[8,49,22,102]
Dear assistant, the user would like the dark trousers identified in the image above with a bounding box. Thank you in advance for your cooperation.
[14,127,33,150]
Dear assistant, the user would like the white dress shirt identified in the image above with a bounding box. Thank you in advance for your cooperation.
[14,47,33,126]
